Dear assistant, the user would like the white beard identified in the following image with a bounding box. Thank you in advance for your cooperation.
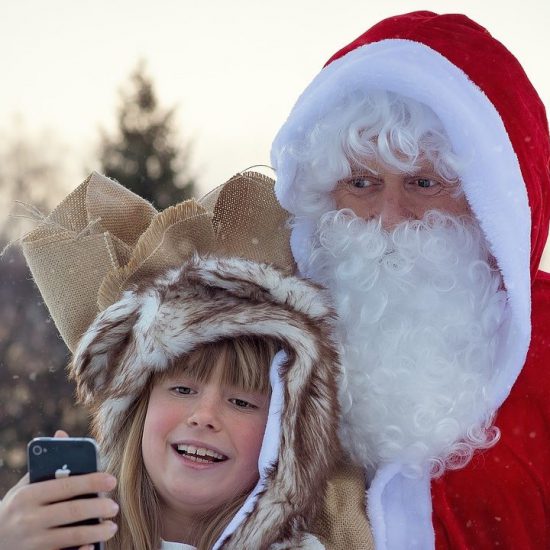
[301,210,506,479]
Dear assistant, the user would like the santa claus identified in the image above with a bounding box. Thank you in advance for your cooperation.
[271,11,550,550]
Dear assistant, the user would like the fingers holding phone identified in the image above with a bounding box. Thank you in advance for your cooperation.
[0,434,119,550]
[27,470,118,521]
[0,471,118,550]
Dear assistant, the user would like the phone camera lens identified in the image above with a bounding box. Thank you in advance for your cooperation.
[32,445,43,456]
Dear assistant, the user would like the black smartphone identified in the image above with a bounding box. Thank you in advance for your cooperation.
[27,437,104,550]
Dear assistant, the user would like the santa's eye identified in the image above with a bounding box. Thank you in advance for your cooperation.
[408,177,445,195]
[351,178,370,188]
[416,178,437,188]
[343,176,378,189]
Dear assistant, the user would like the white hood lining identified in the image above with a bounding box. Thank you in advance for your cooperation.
[213,350,285,549]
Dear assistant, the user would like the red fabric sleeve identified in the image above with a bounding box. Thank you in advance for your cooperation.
[432,274,550,549]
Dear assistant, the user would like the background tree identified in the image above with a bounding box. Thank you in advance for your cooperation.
[99,62,195,209]
[0,244,88,495]
[0,121,88,495]
[0,118,68,240]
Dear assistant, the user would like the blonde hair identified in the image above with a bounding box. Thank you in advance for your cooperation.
[101,336,277,550]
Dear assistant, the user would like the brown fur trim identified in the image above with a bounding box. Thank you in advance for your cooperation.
[71,254,341,548]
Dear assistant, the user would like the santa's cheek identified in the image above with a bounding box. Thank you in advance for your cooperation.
[333,192,369,216]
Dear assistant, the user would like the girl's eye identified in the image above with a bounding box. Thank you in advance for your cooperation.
[230,398,257,410]
[171,386,194,396]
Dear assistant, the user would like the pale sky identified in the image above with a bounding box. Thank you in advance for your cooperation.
[1,0,549,268]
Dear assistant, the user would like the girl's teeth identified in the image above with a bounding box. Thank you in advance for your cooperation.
[176,444,225,460]
[184,454,209,463]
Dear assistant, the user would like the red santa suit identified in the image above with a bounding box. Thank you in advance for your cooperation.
[271,11,550,550]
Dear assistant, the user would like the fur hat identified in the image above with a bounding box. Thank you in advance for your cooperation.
[72,251,339,460]
[74,253,340,549]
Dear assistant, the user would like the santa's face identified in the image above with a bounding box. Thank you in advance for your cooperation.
[332,158,471,229]
[303,209,504,478]
[287,93,505,476]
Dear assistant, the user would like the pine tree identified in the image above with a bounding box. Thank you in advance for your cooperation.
[99,62,195,209]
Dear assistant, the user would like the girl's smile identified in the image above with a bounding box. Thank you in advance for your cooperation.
[171,440,229,469]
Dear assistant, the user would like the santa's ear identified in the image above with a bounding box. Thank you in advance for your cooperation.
[70,295,140,405]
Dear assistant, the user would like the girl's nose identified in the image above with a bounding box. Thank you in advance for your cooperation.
[187,396,221,431]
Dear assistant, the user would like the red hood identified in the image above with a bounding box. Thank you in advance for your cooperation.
[270,13,550,549]
[272,5,541,455]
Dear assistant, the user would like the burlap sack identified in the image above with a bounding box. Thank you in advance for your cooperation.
[22,170,294,352]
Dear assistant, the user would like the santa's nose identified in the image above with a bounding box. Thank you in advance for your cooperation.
[375,191,416,230]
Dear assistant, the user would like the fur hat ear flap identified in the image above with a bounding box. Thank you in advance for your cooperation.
[70,292,142,406]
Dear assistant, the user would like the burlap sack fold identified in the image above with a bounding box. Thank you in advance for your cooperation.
[22,172,157,352]
[22,170,294,352]
[97,200,217,310]
[204,172,292,269]
[313,461,375,550]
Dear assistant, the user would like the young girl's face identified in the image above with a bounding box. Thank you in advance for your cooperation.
[142,355,270,519]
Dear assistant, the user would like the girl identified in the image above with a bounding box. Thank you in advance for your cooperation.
[0,172,342,549]
[134,336,277,549]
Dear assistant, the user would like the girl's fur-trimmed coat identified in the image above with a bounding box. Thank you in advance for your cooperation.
[72,254,342,549]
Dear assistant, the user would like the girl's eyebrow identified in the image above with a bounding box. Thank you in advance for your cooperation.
[163,374,194,384]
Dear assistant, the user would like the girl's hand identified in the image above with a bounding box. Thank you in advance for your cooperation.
[0,430,119,550]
